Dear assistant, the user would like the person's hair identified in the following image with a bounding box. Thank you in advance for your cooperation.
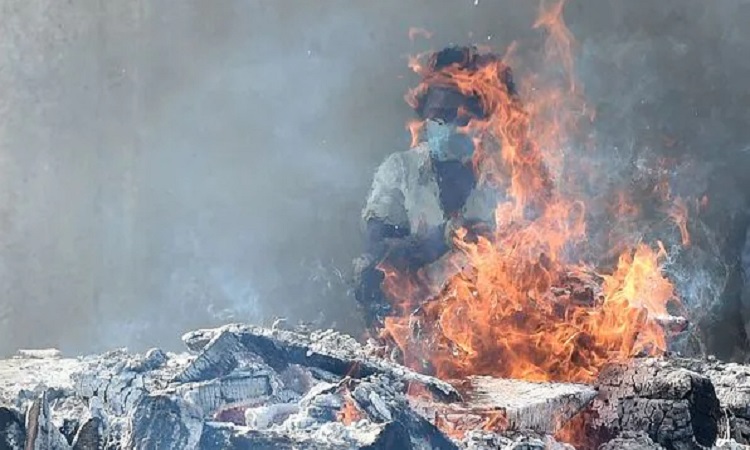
[413,46,516,125]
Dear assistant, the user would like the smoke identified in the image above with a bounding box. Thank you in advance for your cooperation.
[0,0,749,357]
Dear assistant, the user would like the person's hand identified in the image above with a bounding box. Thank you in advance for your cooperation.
[443,216,464,248]
[445,217,494,248]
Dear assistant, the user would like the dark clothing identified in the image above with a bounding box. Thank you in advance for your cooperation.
[355,155,478,328]
[434,159,477,217]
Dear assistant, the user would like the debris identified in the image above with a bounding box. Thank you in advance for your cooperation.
[196,324,462,402]
[1,324,749,449]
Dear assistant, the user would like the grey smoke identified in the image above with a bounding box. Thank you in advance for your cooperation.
[0,0,749,357]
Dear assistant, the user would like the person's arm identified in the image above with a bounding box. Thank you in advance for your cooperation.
[355,154,410,327]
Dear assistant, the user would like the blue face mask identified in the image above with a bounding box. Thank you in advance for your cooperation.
[424,120,475,163]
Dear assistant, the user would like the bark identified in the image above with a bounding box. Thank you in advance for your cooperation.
[590,358,720,450]
[667,358,750,446]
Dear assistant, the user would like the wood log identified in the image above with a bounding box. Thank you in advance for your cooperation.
[590,358,720,450]
[173,331,248,383]
[174,370,276,417]
[456,377,596,434]
[71,417,103,450]
[665,358,750,446]
[125,395,203,450]
[348,376,458,450]
[408,377,595,437]
[181,325,461,403]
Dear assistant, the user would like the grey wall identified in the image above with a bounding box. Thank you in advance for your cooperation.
[1,0,750,356]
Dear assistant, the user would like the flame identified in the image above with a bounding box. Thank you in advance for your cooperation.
[668,197,691,247]
[380,0,686,384]
[337,394,363,426]
[481,412,509,432]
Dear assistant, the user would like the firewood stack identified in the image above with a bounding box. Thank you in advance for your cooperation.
[0,323,748,449]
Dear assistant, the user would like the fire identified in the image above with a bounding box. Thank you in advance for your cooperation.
[668,197,691,247]
[380,0,687,384]
[337,393,363,426]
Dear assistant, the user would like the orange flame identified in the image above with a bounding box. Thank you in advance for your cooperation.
[380,0,686,384]
[668,197,691,247]
[337,394,363,426]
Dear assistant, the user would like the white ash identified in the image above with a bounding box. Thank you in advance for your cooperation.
[13,323,742,449]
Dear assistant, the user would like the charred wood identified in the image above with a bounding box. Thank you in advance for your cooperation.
[24,391,69,450]
[200,421,413,450]
[462,430,575,450]
[349,376,458,450]
[59,419,79,446]
[597,431,665,450]
[71,417,103,450]
[410,377,597,439]
[0,406,25,450]
[125,395,203,450]
[183,325,461,402]
[173,370,276,417]
[174,331,247,383]
[590,358,720,450]
[665,358,750,446]
[13,324,748,449]
[453,377,596,435]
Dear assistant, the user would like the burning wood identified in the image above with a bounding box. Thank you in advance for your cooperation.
[182,324,462,402]
[0,323,748,449]
[0,3,740,450]
[355,6,700,417]
[454,377,596,434]
[410,376,596,443]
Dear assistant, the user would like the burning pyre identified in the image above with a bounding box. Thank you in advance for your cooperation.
[378,0,693,385]
[2,2,746,450]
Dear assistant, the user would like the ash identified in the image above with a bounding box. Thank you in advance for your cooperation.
[1,323,749,450]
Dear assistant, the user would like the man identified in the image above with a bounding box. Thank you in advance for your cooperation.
[354,46,514,328]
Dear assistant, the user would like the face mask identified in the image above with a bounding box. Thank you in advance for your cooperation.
[425,120,475,163]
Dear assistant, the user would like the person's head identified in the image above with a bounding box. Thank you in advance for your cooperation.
[413,45,516,126]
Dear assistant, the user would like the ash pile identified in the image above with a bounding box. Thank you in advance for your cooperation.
[0,323,749,450]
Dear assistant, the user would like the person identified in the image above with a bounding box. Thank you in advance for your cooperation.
[353,46,515,328]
